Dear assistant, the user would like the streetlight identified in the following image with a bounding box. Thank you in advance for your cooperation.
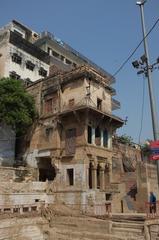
[132,55,159,76]
[133,0,159,184]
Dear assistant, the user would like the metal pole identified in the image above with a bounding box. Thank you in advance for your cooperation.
[137,0,159,184]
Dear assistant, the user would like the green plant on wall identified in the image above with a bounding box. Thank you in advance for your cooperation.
[117,134,133,145]
[0,78,37,135]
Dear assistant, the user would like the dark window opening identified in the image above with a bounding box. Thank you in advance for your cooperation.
[97,98,102,110]
[45,127,53,137]
[88,126,92,144]
[67,168,74,186]
[66,59,72,65]
[13,30,23,38]
[60,55,65,61]
[38,158,56,182]
[39,67,47,77]
[73,63,77,68]
[105,193,112,201]
[103,129,108,147]
[45,98,53,113]
[23,207,29,212]
[89,162,93,189]
[95,126,101,146]
[69,98,75,108]
[26,60,35,71]
[9,71,20,80]
[47,47,52,55]
[11,53,22,64]
[52,50,59,58]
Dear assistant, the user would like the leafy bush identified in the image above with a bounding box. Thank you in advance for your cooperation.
[0,78,37,135]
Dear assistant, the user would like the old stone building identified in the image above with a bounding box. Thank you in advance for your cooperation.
[22,65,125,214]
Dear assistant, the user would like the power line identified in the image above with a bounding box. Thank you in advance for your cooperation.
[111,16,159,79]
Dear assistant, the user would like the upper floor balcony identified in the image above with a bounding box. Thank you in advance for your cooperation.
[59,96,124,128]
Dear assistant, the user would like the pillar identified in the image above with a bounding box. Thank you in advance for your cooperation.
[92,127,95,145]
[105,162,110,188]
[101,130,104,147]
[100,165,105,191]
[92,162,97,189]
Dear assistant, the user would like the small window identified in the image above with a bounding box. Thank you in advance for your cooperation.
[47,47,52,55]
[97,98,102,110]
[106,193,112,201]
[67,168,74,186]
[39,67,47,77]
[52,50,59,58]
[9,71,20,80]
[69,99,75,108]
[45,127,53,136]
[45,99,52,113]
[11,53,22,64]
[87,126,92,144]
[60,55,65,61]
[13,30,23,38]
[26,60,35,71]
[65,59,72,65]
[73,63,77,68]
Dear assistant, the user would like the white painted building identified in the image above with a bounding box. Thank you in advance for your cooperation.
[0,20,50,82]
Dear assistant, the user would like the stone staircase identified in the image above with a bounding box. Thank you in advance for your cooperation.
[49,215,146,240]
[111,219,145,240]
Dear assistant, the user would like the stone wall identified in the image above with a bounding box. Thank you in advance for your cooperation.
[0,217,49,240]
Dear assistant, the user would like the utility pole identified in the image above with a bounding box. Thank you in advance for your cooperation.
[136,0,159,184]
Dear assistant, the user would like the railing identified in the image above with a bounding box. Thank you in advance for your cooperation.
[112,98,121,110]
[0,202,46,217]
[145,201,159,219]
[61,97,112,116]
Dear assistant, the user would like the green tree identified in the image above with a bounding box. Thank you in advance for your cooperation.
[0,78,37,135]
[117,134,133,145]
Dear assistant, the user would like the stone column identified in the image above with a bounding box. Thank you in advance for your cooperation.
[105,162,110,188]
[92,162,97,189]
[92,127,95,145]
[100,164,105,191]
[101,130,104,147]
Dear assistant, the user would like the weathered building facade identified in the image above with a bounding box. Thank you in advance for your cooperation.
[23,65,125,214]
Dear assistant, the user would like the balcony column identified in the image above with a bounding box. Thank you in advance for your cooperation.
[92,127,95,145]
[101,130,104,147]
[92,162,97,189]
[105,162,110,187]
[99,164,105,191]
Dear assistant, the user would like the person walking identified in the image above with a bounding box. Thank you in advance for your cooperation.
[149,192,156,216]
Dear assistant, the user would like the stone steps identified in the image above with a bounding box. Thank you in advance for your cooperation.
[51,228,124,240]
[50,216,109,233]
[111,219,145,240]
[112,221,144,230]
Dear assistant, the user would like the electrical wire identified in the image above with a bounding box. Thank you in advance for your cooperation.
[138,75,146,144]
[91,15,159,97]
[110,16,159,80]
